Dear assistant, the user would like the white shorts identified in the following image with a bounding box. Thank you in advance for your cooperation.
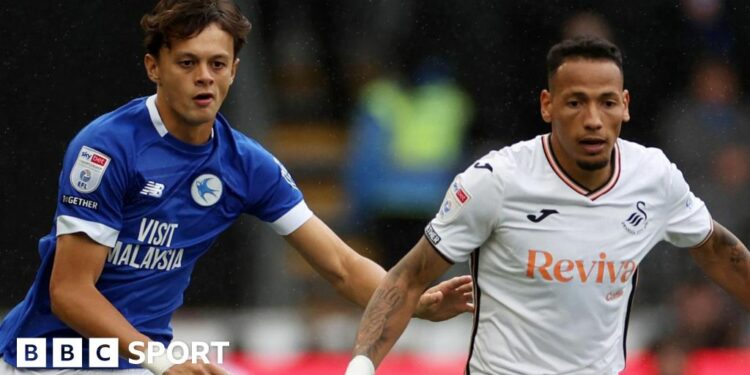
[0,360,150,375]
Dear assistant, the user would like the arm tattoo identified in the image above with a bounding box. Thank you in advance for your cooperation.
[354,252,425,359]
[714,225,748,266]
[356,286,404,358]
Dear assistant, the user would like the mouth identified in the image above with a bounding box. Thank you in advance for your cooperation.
[193,93,214,107]
[579,137,607,155]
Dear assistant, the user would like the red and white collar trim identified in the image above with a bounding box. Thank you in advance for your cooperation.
[542,133,620,201]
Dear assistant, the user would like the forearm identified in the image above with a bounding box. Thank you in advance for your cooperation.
[335,254,386,308]
[352,269,425,367]
[691,221,750,311]
[50,283,151,359]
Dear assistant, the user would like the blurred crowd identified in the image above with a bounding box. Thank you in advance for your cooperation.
[2,0,750,371]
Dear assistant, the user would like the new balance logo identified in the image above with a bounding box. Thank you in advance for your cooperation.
[140,181,165,198]
[527,209,559,223]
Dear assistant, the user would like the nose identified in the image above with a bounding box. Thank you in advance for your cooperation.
[195,62,214,86]
[583,103,603,130]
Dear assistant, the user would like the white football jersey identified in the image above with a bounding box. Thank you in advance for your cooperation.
[426,134,713,375]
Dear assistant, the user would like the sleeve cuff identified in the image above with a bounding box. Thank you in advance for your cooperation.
[56,215,119,247]
[268,200,313,235]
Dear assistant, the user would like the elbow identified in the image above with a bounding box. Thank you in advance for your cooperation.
[49,279,79,321]
[49,280,67,318]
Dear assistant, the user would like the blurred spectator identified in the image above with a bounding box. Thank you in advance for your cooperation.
[345,59,473,268]
[648,280,745,374]
[561,11,613,41]
[680,0,735,58]
[659,57,750,237]
[636,57,750,304]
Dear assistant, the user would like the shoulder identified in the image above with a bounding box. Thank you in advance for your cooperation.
[216,118,279,166]
[66,97,153,165]
[465,136,540,183]
[455,136,541,203]
[618,138,675,176]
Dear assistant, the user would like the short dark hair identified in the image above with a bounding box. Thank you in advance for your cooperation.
[546,37,623,84]
[141,0,252,58]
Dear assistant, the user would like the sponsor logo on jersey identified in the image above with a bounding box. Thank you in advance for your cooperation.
[525,249,637,285]
[526,209,559,223]
[622,201,648,234]
[274,157,298,190]
[451,180,471,205]
[191,174,222,207]
[425,223,442,245]
[140,181,165,198]
[61,195,99,210]
[473,161,493,172]
[106,217,183,271]
[70,146,111,193]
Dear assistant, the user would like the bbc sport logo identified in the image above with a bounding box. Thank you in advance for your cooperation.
[16,338,230,368]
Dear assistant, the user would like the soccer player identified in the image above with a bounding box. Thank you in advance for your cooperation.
[344,37,750,375]
[0,1,473,374]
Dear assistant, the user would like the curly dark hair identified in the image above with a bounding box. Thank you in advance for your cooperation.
[141,0,252,57]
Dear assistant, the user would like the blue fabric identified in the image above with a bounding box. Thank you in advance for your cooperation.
[0,97,303,369]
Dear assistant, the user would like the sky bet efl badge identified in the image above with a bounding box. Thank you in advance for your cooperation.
[70,146,111,193]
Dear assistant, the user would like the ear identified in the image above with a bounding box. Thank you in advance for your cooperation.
[144,54,160,84]
[622,89,631,123]
[540,89,552,123]
[229,58,240,85]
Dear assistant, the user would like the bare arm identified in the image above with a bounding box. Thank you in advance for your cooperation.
[351,236,453,367]
[50,233,226,374]
[690,220,750,311]
[284,215,386,308]
[285,216,472,319]
[50,233,151,359]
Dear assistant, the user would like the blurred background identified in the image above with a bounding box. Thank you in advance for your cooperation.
[2,0,750,373]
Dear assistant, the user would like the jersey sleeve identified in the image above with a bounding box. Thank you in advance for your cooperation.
[244,148,312,235]
[425,161,503,263]
[662,160,714,248]
[55,134,129,247]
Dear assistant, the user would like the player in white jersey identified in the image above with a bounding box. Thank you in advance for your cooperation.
[344,37,750,375]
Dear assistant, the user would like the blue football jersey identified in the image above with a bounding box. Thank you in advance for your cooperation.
[0,95,312,369]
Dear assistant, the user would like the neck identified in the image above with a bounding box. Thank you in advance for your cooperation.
[154,95,213,145]
[549,135,613,191]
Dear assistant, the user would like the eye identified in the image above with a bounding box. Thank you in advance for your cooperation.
[604,100,618,108]
[178,60,194,68]
[566,100,580,108]
[212,61,227,69]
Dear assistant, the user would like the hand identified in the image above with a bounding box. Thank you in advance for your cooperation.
[414,275,474,321]
[164,362,228,375]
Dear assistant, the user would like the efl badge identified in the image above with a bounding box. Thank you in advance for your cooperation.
[191,173,223,207]
[70,146,111,193]
[439,177,469,223]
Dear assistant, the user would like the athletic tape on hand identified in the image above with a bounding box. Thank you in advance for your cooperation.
[345,355,375,375]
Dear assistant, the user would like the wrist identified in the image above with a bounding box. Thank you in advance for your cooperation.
[345,355,375,375]
[142,350,173,375]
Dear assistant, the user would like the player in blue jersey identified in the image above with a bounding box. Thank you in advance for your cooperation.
[0,1,473,374]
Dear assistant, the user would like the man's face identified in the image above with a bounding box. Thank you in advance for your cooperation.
[145,23,237,130]
[540,58,630,173]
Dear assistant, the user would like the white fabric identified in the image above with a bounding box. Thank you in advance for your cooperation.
[268,200,313,235]
[145,95,167,138]
[140,352,171,375]
[0,360,149,375]
[56,215,120,248]
[344,356,375,375]
[426,135,713,374]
